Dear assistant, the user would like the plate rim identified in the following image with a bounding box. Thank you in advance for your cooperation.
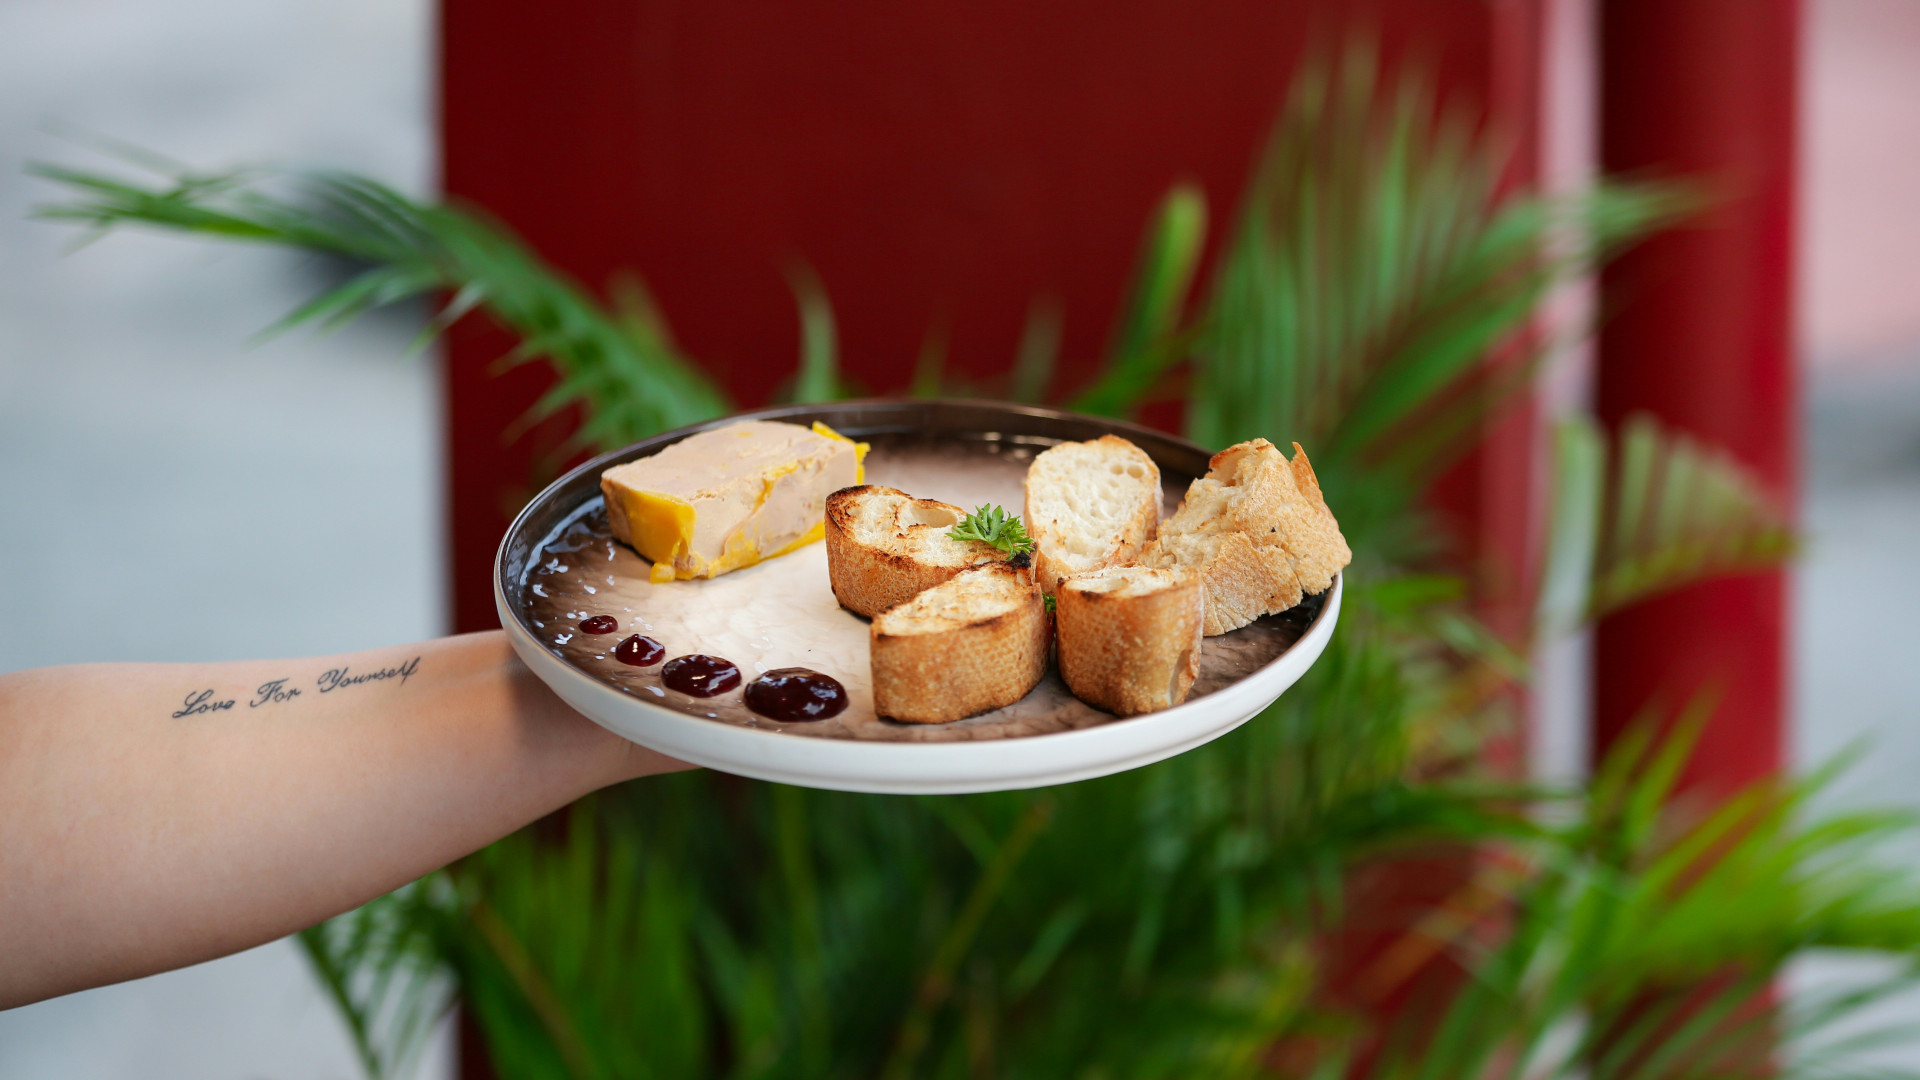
[497,577,1340,792]
[493,399,1342,791]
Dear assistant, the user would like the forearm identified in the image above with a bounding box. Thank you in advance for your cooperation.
[0,630,682,1008]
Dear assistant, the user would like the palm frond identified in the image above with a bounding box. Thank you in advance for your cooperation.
[1010,296,1065,404]
[31,159,731,449]
[1186,48,1691,505]
[289,622,1500,1080]
[295,880,455,1080]
[1537,413,1796,635]
[1071,183,1208,417]
[444,797,710,1080]
[784,262,845,404]
[1361,723,1920,1080]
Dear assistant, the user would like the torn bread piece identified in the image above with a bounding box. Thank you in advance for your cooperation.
[1023,435,1162,594]
[1056,566,1204,716]
[870,563,1049,724]
[1144,439,1350,635]
[825,486,1009,617]
[601,420,866,583]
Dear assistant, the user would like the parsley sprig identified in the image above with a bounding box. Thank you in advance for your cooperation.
[948,504,1036,557]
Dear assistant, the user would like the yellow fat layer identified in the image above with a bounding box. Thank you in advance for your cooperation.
[764,519,827,560]
[611,489,697,582]
[811,421,871,484]
[630,477,835,583]
[618,423,857,582]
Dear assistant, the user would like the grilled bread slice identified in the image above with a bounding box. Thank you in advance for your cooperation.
[1023,435,1162,594]
[826,486,1007,617]
[1055,566,1204,716]
[1144,439,1350,635]
[870,563,1049,723]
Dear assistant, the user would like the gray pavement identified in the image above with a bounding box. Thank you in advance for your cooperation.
[1786,360,1920,1070]
[1796,361,1920,805]
[0,0,449,1075]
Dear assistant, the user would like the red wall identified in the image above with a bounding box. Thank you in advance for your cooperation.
[438,0,1540,634]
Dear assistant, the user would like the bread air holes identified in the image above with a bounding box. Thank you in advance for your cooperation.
[897,503,961,528]
[1107,462,1148,480]
[1063,535,1105,557]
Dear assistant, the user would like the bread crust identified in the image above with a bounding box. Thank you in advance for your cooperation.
[870,564,1050,724]
[825,486,1005,617]
[1024,435,1162,594]
[1280,442,1351,596]
[1194,532,1302,636]
[1144,439,1349,635]
[1056,567,1204,716]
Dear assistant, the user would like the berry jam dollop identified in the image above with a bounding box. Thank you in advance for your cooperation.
[744,668,848,723]
[612,634,666,667]
[578,615,619,635]
[661,654,742,697]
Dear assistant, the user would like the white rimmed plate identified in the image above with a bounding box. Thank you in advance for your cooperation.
[496,400,1341,794]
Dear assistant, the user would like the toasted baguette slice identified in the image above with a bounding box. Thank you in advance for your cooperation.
[1056,566,1204,716]
[1023,435,1162,594]
[870,564,1049,724]
[1148,529,1300,636]
[1144,439,1351,635]
[826,486,1008,617]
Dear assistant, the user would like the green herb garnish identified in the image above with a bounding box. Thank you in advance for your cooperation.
[949,504,1036,557]
[1043,594,1056,615]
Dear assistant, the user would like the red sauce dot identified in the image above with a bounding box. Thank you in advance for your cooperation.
[612,634,665,667]
[579,615,619,635]
[662,655,742,697]
[744,668,848,722]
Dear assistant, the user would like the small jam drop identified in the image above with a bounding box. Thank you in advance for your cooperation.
[579,615,619,635]
[612,634,666,667]
[662,654,742,697]
[744,668,848,723]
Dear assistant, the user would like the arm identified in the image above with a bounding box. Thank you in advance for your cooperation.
[0,630,685,1008]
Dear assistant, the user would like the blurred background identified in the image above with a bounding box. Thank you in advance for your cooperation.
[1,0,1917,1076]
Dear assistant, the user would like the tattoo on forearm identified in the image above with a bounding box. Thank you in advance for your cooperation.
[172,689,236,718]
[316,656,421,694]
[249,678,301,707]
[170,655,423,718]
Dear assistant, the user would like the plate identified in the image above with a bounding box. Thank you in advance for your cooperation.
[496,400,1341,794]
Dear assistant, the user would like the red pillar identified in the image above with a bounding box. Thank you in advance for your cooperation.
[1593,1,1800,793]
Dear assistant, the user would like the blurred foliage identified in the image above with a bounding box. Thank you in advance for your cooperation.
[305,618,1492,1080]
[39,42,1910,1080]
[1543,414,1797,631]
[1320,715,1920,1080]
[31,159,730,453]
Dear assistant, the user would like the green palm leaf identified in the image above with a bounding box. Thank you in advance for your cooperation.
[1071,183,1209,417]
[296,881,454,1080]
[784,262,845,405]
[1364,720,1920,1080]
[1538,413,1796,635]
[1186,48,1691,493]
[32,160,730,448]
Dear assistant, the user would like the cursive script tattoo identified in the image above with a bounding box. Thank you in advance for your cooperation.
[249,678,301,708]
[316,656,421,694]
[172,689,236,718]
